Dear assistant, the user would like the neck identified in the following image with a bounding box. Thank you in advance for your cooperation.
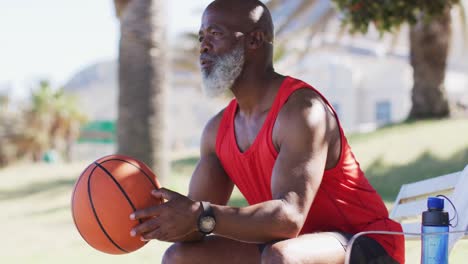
[231,66,283,116]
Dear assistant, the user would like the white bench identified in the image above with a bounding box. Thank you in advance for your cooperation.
[389,164,468,251]
[345,165,468,263]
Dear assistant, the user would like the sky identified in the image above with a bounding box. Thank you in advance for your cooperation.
[0,0,212,97]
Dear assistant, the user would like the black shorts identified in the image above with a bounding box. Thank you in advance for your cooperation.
[257,232,399,264]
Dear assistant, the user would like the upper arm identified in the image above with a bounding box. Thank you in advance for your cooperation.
[271,90,336,226]
[188,110,234,205]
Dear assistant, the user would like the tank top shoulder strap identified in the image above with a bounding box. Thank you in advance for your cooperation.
[268,76,344,130]
[265,77,347,162]
[215,99,237,155]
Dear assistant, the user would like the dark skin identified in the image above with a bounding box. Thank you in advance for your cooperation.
[130,0,344,263]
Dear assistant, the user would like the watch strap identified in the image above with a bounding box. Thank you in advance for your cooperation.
[198,201,215,235]
[201,201,213,218]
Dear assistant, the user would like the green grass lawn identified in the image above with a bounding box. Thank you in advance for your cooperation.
[348,118,468,202]
[1,118,467,263]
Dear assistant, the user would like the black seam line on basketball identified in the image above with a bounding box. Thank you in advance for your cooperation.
[71,163,97,250]
[89,162,129,253]
[99,158,159,190]
[93,162,144,223]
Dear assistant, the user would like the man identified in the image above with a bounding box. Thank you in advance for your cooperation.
[129,0,405,263]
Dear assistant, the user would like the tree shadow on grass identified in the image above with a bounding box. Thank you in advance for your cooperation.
[0,156,201,202]
[25,205,70,217]
[0,178,76,201]
[366,147,468,202]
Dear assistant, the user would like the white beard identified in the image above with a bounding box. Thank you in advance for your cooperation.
[201,44,245,97]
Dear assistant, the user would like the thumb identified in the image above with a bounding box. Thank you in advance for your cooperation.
[151,188,180,201]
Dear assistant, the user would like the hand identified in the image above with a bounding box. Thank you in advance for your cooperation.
[129,188,202,242]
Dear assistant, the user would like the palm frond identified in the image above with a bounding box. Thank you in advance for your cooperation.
[268,0,339,43]
[275,0,321,36]
[297,7,337,57]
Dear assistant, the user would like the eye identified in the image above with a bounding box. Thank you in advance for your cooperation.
[212,32,221,37]
[198,36,204,43]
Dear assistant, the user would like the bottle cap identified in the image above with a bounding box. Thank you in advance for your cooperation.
[427,197,444,210]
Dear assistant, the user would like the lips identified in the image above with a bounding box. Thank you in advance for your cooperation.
[200,54,215,69]
[200,58,213,69]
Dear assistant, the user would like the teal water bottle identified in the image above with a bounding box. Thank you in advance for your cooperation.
[421,197,449,264]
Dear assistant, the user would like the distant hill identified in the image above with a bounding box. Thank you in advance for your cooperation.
[64,61,116,91]
[63,61,117,120]
[63,60,227,151]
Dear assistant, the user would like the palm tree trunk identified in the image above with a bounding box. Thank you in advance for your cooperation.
[409,9,451,119]
[117,0,169,181]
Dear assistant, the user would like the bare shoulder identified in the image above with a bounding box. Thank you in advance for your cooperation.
[274,88,338,147]
[279,89,335,128]
[201,108,226,155]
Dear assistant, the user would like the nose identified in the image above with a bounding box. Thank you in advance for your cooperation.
[200,38,212,54]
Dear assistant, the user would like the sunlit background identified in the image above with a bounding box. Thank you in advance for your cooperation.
[1,0,467,263]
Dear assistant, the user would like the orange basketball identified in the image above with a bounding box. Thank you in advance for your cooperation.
[71,154,163,254]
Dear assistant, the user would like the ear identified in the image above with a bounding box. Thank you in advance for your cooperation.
[247,29,266,50]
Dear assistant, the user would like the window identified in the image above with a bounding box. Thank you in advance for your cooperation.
[376,101,391,124]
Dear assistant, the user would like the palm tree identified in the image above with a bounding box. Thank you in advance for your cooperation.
[409,8,452,118]
[26,81,57,161]
[113,0,170,181]
[49,89,88,161]
[24,81,87,162]
[267,0,467,119]
[0,93,15,166]
[0,81,88,165]
[0,93,8,111]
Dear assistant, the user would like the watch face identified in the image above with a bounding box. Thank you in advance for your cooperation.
[200,216,216,233]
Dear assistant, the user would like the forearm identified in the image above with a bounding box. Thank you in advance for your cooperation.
[211,199,302,243]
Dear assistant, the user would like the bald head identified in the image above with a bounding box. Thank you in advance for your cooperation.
[205,0,274,42]
[199,0,276,94]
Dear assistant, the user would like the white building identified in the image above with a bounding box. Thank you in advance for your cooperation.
[282,49,466,133]
[271,1,468,132]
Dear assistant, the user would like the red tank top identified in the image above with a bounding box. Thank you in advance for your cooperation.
[215,76,404,263]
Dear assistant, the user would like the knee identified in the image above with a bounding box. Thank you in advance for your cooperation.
[162,243,187,264]
[261,243,291,264]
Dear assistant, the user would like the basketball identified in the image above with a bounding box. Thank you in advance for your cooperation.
[71,154,163,254]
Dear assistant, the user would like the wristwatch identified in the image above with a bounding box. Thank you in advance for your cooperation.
[197,201,216,235]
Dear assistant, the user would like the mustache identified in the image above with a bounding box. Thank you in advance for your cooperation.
[200,54,215,60]
[200,53,221,63]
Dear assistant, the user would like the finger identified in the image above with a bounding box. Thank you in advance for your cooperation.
[130,205,162,220]
[150,191,165,202]
[130,217,161,237]
[151,188,180,201]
